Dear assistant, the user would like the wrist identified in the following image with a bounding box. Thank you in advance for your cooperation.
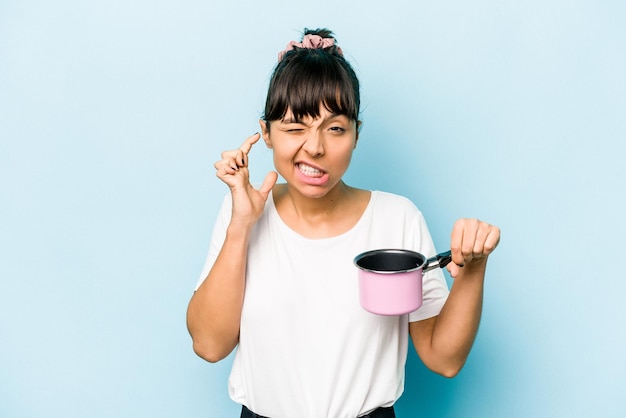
[456,257,488,280]
[225,222,253,242]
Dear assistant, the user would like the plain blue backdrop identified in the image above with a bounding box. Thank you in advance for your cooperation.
[1,0,625,417]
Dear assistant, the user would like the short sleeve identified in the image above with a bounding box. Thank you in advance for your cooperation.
[407,210,450,322]
[194,194,232,291]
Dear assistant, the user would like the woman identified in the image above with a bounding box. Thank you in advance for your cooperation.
[187,28,500,418]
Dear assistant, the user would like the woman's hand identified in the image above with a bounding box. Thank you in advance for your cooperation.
[447,219,500,278]
[214,133,278,228]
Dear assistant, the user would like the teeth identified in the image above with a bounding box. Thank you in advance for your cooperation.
[298,163,323,177]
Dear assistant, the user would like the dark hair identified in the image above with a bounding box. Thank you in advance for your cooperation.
[263,28,360,127]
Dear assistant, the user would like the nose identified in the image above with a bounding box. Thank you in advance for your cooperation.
[302,131,324,157]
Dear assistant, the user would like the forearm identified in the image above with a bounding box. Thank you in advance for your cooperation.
[412,260,487,377]
[186,225,250,362]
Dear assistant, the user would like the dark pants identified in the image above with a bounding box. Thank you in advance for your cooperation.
[241,405,396,418]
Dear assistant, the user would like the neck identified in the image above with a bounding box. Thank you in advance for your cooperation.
[272,182,370,239]
[277,181,352,220]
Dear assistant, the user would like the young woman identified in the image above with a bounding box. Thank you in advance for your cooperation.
[187,28,500,418]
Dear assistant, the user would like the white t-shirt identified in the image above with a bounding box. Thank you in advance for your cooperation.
[195,190,449,418]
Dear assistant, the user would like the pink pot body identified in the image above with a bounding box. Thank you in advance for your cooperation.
[358,269,423,316]
[355,248,451,316]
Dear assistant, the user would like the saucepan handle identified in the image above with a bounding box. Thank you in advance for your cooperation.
[423,250,456,273]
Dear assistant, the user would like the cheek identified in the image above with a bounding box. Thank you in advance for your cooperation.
[272,140,303,159]
[271,146,297,170]
[271,145,291,160]
[337,144,356,163]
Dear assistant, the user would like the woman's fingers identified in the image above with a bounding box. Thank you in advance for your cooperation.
[450,219,500,266]
[215,156,241,174]
[238,132,261,155]
[219,150,245,168]
[484,225,501,254]
[215,132,264,179]
[258,171,278,198]
[450,220,469,266]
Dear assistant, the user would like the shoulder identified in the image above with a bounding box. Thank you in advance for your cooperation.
[371,191,422,214]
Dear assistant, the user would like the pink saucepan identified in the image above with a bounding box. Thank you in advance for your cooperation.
[354,249,453,316]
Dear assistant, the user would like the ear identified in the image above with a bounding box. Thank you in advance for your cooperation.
[353,120,362,149]
[259,119,272,148]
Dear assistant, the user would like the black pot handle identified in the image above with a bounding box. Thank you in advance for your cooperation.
[424,250,462,273]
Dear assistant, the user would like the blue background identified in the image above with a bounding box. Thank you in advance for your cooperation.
[1,0,625,417]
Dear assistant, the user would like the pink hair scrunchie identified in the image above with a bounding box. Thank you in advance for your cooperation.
[277,34,344,62]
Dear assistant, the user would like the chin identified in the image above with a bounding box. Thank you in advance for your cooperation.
[295,182,343,199]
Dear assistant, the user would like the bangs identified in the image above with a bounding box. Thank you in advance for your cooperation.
[264,50,360,123]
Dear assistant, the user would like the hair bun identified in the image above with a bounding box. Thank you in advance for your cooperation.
[277,31,343,62]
